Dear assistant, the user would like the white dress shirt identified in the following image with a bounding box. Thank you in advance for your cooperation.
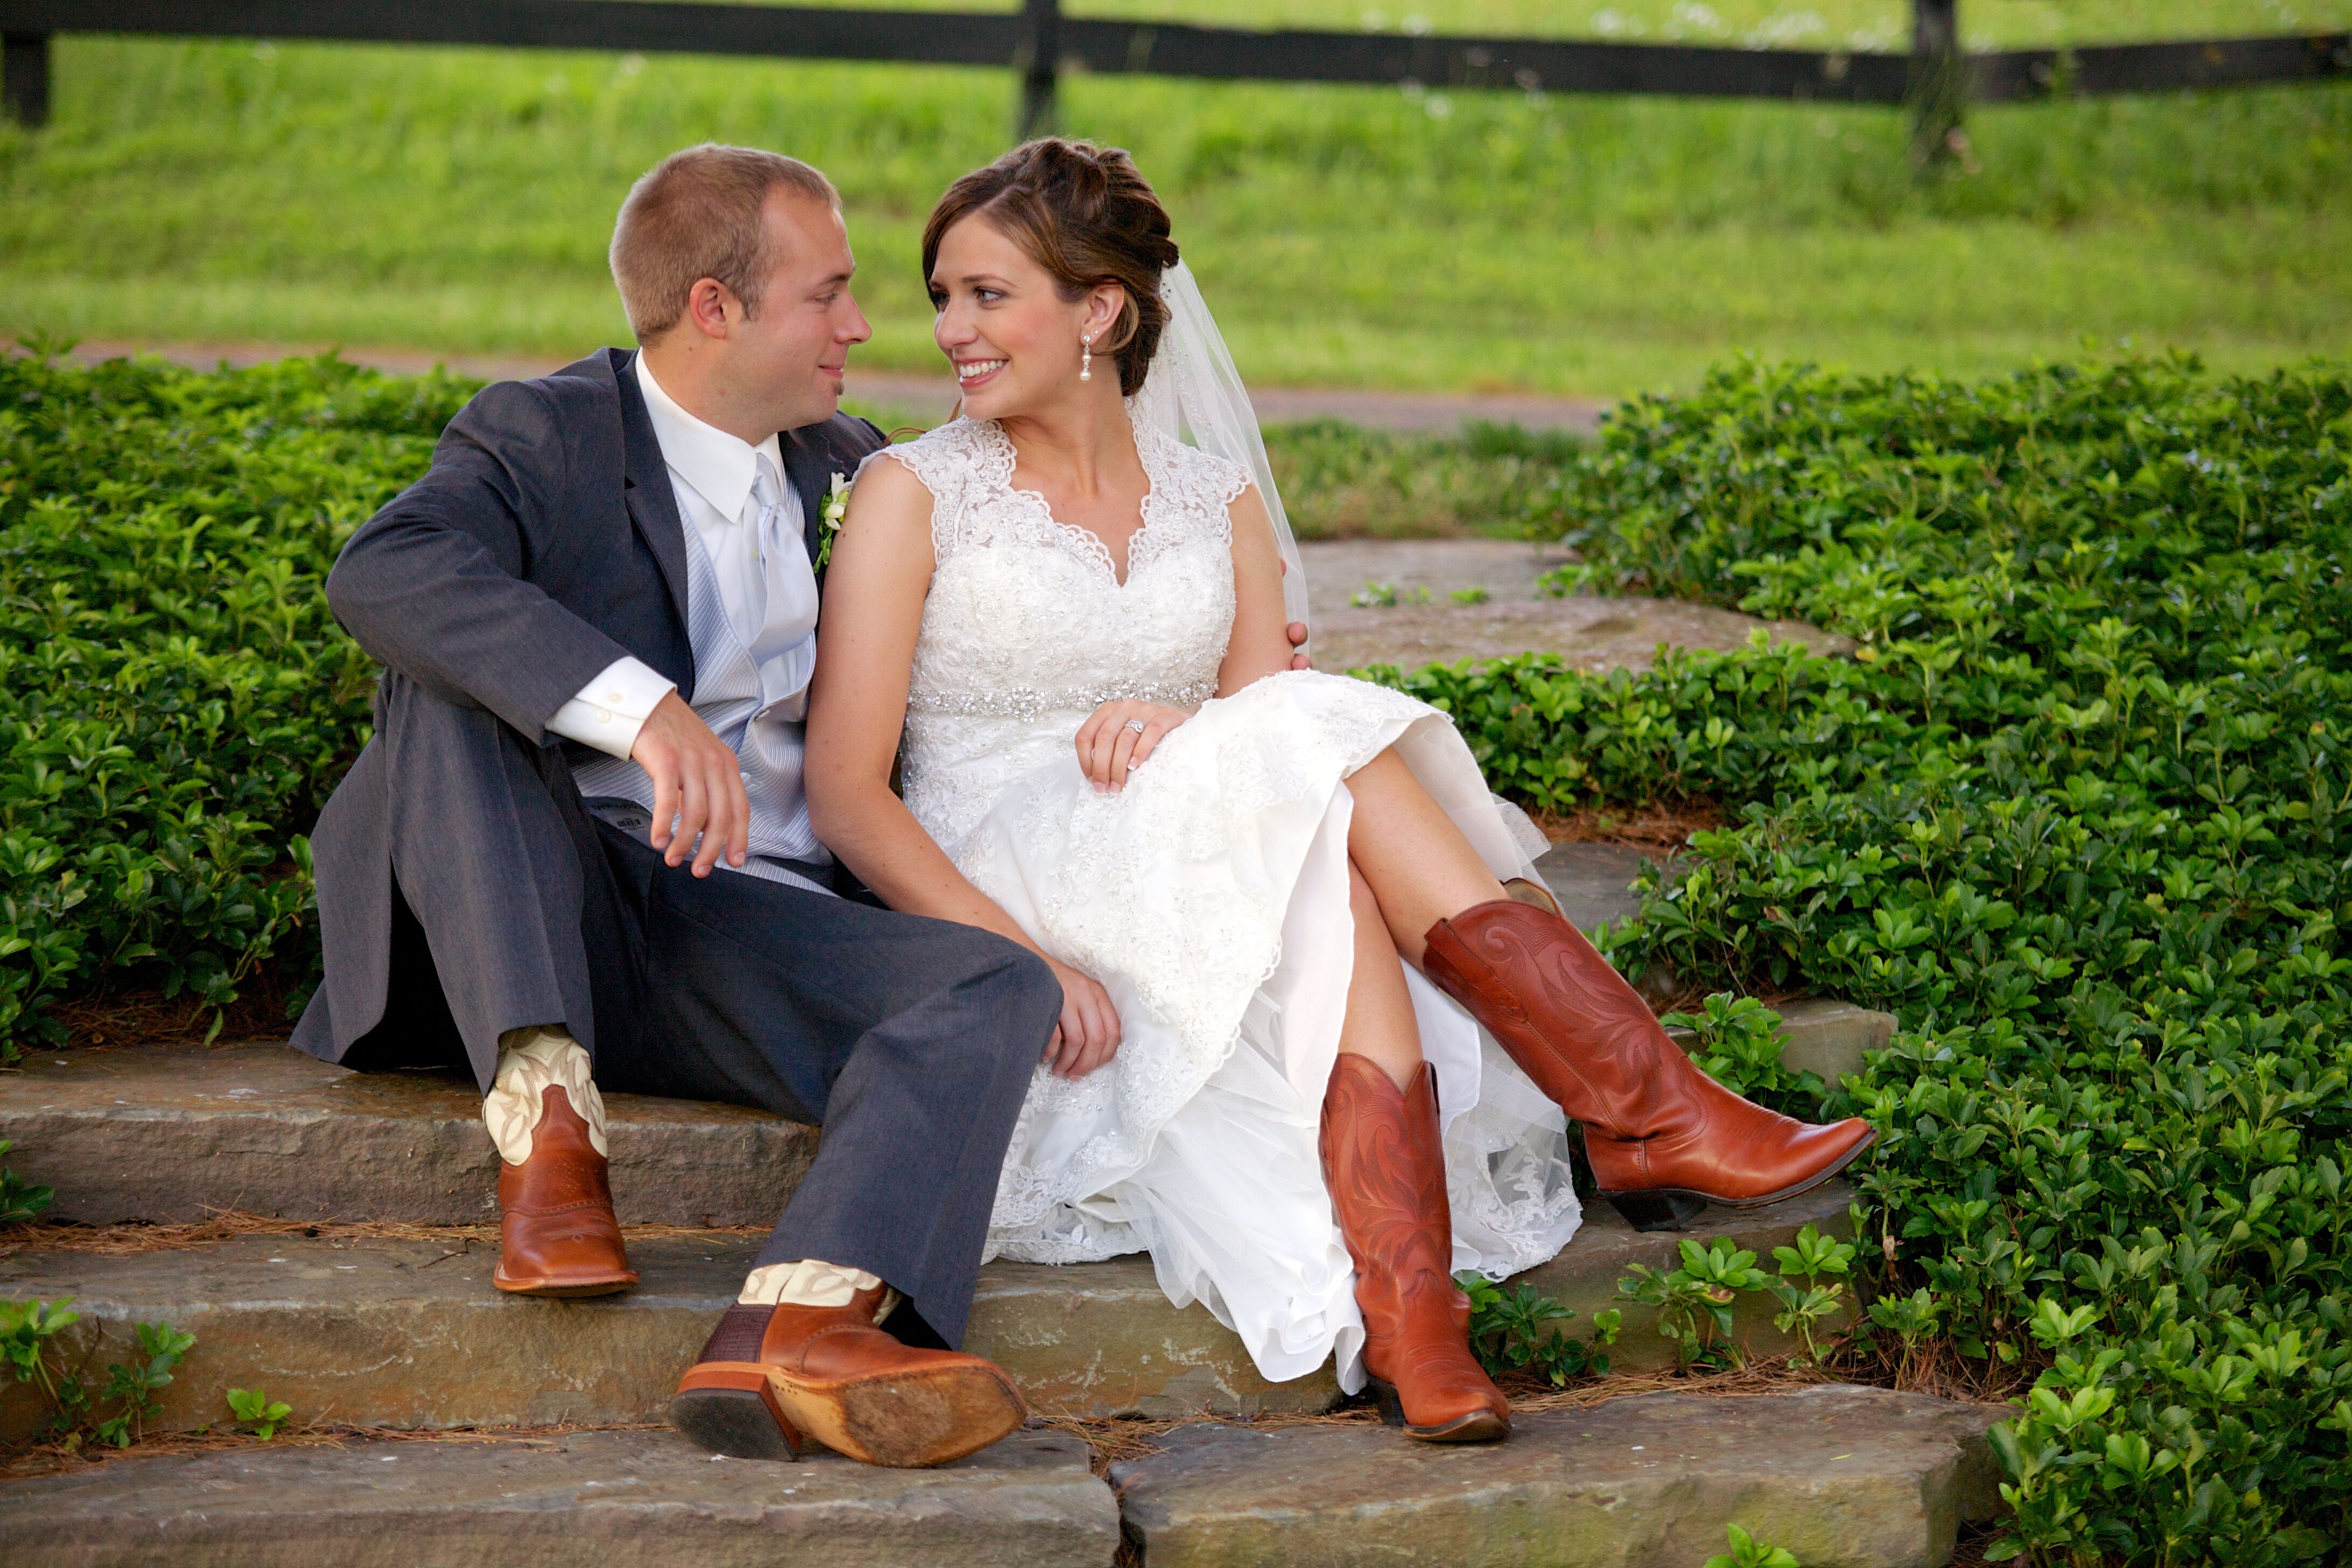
[550,354,833,893]
[547,356,820,759]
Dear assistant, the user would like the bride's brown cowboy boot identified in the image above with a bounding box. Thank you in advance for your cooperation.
[671,1284,1027,1467]
[1420,885,1877,1233]
[1321,1053,1511,1443]
[493,1082,639,1297]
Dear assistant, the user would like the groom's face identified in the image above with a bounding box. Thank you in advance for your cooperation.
[734,192,873,430]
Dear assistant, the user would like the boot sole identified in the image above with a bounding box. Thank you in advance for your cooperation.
[1601,1126,1879,1231]
[1367,1376,1511,1443]
[768,1362,1026,1468]
[493,1271,640,1298]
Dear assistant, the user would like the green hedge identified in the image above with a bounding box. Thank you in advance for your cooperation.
[4,344,2348,1559]
[1382,357,2351,1563]
[0,346,471,1046]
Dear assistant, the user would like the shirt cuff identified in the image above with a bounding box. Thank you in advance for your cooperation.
[546,656,677,760]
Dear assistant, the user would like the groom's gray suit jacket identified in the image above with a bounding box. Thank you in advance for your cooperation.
[291,347,885,1081]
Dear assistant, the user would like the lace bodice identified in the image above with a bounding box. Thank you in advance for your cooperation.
[872,415,1249,855]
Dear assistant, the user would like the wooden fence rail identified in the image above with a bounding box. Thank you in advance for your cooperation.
[2,0,2346,149]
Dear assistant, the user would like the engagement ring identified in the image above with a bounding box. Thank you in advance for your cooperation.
[1125,719,1147,734]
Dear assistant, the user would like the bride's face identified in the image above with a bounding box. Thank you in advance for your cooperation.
[929,215,1121,421]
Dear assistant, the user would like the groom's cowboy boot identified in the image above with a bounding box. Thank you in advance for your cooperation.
[671,1268,1027,1467]
[1321,1054,1511,1443]
[482,1028,638,1297]
[1419,885,1876,1233]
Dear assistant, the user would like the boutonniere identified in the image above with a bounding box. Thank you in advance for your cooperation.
[813,472,850,570]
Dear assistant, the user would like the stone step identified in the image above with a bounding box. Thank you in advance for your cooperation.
[1112,1384,2006,1568]
[0,1181,1854,1441]
[0,845,1888,1228]
[0,1427,1120,1568]
[0,1389,2005,1568]
[0,996,1889,1230]
[1,1041,814,1227]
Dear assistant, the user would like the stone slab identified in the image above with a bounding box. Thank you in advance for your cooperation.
[1536,840,1665,933]
[0,1427,1118,1568]
[1111,1384,2007,1568]
[0,1041,815,1226]
[2,990,1891,1237]
[0,1234,1338,1439]
[1769,998,1898,1084]
[1298,540,1850,674]
[0,1182,1852,1440]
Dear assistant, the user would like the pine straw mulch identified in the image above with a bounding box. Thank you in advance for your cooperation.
[41,985,298,1052]
[0,1212,766,1262]
[1527,797,1723,852]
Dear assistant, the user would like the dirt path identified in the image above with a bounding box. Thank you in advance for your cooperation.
[63,341,1607,434]
[1298,539,1849,671]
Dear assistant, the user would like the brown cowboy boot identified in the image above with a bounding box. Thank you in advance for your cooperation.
[1321,1053,1511,1443]
[1420,888,1876,1233]
[492,1083,639,1297]
[671,1285,1027,1467]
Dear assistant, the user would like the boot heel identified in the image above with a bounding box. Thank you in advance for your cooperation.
[1365,1376,1408,1429]
[1604,1189,1708,1232]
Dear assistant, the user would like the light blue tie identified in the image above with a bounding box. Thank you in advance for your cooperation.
[747,454,792,666]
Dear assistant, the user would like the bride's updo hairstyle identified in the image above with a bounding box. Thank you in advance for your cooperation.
[921,138,1180,397]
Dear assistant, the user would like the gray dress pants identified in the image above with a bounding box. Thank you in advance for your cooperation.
[333,675,1061,1347]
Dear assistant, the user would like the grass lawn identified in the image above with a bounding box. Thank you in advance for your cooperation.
[3,0,2348,397]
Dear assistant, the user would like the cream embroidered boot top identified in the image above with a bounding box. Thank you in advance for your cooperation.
[740,1259,900,1320]
[481,1026,608,1165]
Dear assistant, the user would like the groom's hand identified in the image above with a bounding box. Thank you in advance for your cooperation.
[632,692,749,877]
[1287,621,1311,670]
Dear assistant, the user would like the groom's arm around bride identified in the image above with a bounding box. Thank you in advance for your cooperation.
[289,142,1063,1468]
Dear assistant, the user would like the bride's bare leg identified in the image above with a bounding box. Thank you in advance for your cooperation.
[1342,750,1506,964]
[1341,744,1878,1229]
[1335,864,1426,1090]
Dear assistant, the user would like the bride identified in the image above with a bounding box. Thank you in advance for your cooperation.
[804,138,1874,1442]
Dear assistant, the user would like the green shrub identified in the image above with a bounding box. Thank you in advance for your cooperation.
[0,1137,54,1223]
[0,342,472,1056]
[6,342,2348,1557]
[225,1385,293,1440]
[1384,355,2351,1563]
[1459,1272,1619,1387]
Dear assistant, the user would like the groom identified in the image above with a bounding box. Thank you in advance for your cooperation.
[291,144,1066,1468]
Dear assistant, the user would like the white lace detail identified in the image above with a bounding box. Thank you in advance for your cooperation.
[876,414,1243,857]
[876,412,1580,1389]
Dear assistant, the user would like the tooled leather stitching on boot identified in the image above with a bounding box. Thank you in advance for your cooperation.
[1423,916,1637,1140]
[1471,914,1678,1133]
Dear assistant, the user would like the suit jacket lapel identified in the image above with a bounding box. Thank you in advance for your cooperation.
[612,349,694,652]
[780,426,837,575]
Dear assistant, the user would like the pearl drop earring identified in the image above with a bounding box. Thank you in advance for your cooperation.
[1080,334,1094,383]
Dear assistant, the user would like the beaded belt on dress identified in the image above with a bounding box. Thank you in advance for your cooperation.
[908,681,1217,723]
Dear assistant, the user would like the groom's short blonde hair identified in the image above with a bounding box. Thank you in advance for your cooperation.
[610,144,839,340]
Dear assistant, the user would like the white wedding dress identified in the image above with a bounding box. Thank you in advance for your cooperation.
[873,412,1581,1392]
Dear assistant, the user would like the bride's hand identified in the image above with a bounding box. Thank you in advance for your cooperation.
[1076,699,1189,793]
[1041,956,1121,1079]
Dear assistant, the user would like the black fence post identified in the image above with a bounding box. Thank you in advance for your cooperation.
[3,30,50,128]
[1017,0,1059,141]
[1909,0,1965,170]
